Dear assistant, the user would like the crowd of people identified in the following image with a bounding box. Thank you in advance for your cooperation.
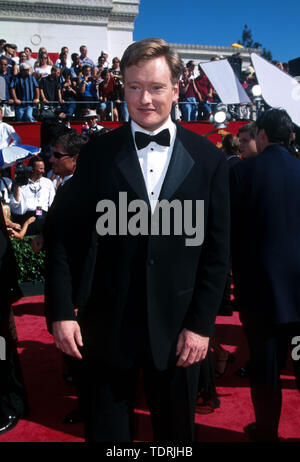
[0,38,293,124]
[0,37,300,444]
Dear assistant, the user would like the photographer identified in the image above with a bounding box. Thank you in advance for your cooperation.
[10,156,55,226]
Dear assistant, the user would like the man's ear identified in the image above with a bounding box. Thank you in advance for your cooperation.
[172,81,179,104]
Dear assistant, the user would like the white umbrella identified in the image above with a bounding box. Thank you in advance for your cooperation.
[0,144,41,168]
[251,53,300,127]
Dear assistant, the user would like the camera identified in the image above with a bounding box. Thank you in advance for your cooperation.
[14,161,32,186]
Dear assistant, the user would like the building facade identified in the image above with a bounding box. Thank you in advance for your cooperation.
[0,0,258,70]
[0,0,140,62]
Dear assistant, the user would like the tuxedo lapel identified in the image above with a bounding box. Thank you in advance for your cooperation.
[158,129,195,202]
[115,124,151,208]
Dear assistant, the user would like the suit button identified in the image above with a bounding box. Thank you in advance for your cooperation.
[148,259,154,266]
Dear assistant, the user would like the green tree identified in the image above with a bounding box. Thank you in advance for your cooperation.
[238,24,273,61]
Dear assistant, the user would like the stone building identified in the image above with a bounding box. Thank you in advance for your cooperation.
[0,0,258,69]
[0,0,140,62]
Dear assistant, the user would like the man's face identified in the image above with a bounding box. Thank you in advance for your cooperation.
[89,117,98,126]
[20,68,30,78]
[24,48,31,58]
[80,46,88,57]
[187,62,195,74]
[0,59,8,73]
[19,52,27,62]
[32,161,45,179]
[5,45,13,56]
[50,144,77,178]
[124,56,179,132]
[73,54,80,64]
[238,131,258,158]
[83,66,91,77]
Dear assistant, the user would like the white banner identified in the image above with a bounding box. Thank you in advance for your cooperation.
[200,59,251,105]
[251,53,300,127]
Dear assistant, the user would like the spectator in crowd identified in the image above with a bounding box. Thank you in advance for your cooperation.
[237,122,258,159]
[55,46,71,69]
[109,57,122,81]
[34,51,53,80]
[0,44,17,76]
[79,45,94,68]
[108,57,128,120]
[82,109,104,135]
[0,39,6,55]
[230,108,300,442]
[24,47,36,69]
[39,66,64,116]
[36,47,53,65]
[10,63,39,122]
[55,50,69,75]
[18,51,31,73]
[180,60,200,121]
[10,156,55,225]
[70,53,83,80]
[222,133,240,165]
[0,105,20,149]
[194,66,214,121]
[78,65,97,115]
[0,57,15,117]
[92,55,106,81]
[100,50,109,69]
[10,44,19,66]
[61,71,77,117]
[0,202,29,436]
[98,69,119,121]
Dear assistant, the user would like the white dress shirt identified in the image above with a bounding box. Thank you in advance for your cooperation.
[10,176,56,215]
[131,117,176,214]
[0,122,21,149]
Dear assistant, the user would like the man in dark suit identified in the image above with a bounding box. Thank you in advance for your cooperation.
[230,108,300,441]
[45,38,230,441]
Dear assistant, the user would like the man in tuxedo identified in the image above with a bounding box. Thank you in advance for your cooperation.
[230,108,300,441]
[45,38,230,441]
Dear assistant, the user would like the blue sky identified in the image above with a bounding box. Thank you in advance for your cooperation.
[133,0,299,63]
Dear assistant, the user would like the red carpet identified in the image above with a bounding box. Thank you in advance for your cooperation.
[0,296,299,442]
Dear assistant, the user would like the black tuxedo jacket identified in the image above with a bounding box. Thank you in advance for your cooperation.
[230,144,300,325]
[45,122,230,370]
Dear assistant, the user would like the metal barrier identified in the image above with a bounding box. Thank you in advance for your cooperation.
[1,99,266,122]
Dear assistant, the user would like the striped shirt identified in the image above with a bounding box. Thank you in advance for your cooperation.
[10,74,39,104]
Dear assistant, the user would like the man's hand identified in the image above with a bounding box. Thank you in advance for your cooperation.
[176,328,209,367]
[52,320,83,360]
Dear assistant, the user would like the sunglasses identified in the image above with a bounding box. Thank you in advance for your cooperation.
[52,151,71,159]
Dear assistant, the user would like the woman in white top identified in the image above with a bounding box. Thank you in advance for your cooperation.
[34,51,53,80]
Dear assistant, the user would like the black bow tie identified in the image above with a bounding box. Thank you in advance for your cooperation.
[135,129,170,150]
